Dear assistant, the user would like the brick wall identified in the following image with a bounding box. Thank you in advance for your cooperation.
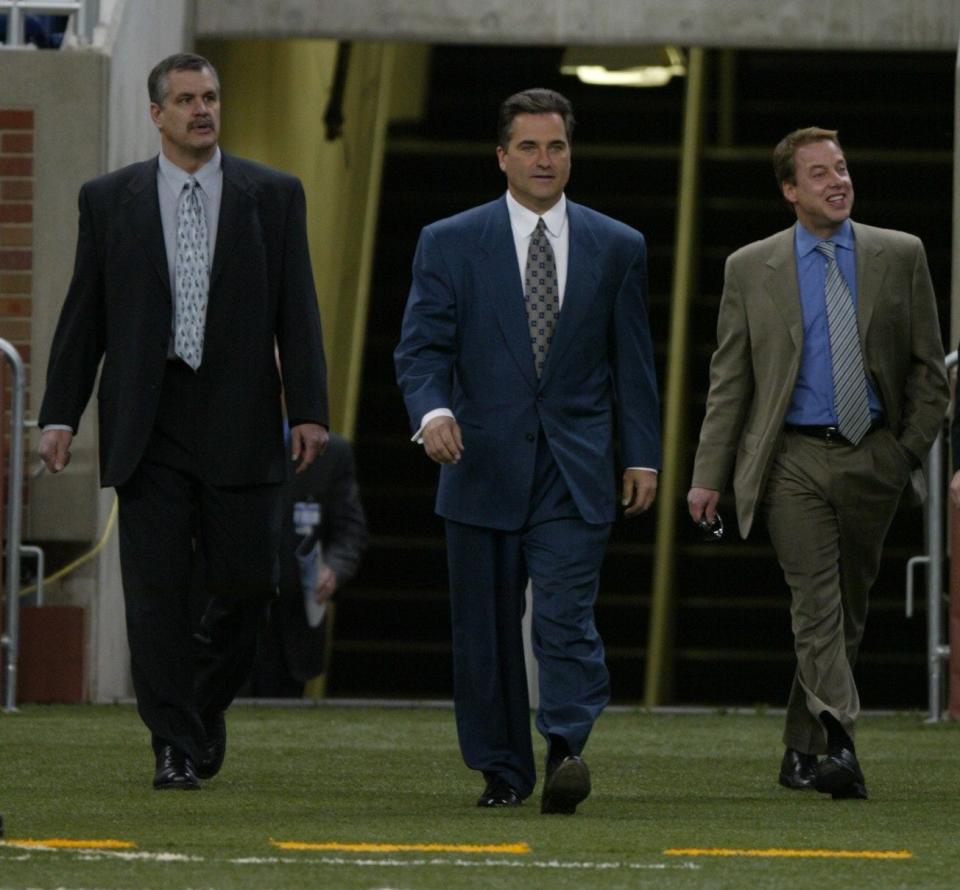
[0,107,34,530]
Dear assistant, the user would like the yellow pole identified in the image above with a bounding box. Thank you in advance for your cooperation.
[644,47,706,706]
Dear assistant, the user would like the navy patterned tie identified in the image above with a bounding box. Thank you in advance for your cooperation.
[174,178,209,370]
[816,240,872,444]
[524,218,559,378]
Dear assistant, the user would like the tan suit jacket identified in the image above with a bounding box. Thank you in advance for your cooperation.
[692,221,949,538]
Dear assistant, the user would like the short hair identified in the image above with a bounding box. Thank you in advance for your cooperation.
[497,88,575,148]
[773,126,841,187]
[148,53,220,106]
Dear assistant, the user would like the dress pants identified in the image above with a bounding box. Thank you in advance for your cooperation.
[762,426,912,753]
[116,359,281,762]
[445,432,611,797]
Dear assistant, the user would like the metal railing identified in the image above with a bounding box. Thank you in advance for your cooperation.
[906,350,956,722]
[0,338,26,712]
[0,0,94,47]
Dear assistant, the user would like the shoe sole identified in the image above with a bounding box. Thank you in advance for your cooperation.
[815,765,868,800]
[541,759,591,815]
[153,780,201,791]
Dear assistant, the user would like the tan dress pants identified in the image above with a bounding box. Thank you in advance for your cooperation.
[762,425,913,753]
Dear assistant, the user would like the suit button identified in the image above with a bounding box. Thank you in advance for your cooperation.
[525,433,535,442]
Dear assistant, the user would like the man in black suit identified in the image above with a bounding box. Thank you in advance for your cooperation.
[38,53,329,789]
[245,432,367,697]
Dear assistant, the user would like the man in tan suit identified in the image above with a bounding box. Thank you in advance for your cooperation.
[688,127,948,800]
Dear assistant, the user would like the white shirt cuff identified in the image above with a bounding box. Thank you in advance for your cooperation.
[412,408,455,444]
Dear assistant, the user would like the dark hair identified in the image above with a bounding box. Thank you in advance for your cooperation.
[148,52,220,105]
[773,126,841,186]
[497,88,575,148]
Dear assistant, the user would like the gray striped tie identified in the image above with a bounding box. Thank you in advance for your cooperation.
[524,218,559,378]
[174,178,209,370]
[816,240,872,444]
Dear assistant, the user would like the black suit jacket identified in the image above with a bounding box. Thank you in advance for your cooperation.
[39,152,328,488]
[278,433,367,594]
[272,433,367,683]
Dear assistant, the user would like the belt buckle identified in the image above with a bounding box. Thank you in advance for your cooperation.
[824,426,842,443]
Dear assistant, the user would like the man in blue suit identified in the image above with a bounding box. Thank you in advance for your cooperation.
[395,88,661,814]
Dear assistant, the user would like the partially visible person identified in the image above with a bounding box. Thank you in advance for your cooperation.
[688,127,948,801]
[245,432,367,697]
[949,345,960,509]
[38,52,328,790]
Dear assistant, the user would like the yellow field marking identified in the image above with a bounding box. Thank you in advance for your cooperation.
[271,840,531,855]
[2,838,137,850]
[665,847,912,860]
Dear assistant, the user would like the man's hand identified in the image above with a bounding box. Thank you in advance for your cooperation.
[687,486,721,525]
[39,428,73,474]
[950,470,960,510]
[422,416,464,465]
[314,564,338,604]
[621,468,657,516]
[291,423,329,474]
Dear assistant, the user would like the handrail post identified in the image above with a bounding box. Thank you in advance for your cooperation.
[926,426,945,722]
[923,349,957,722]
[1,339,26,712]
[645,47,706,706]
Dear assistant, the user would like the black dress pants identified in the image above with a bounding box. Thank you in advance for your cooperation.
[115,360,281,762]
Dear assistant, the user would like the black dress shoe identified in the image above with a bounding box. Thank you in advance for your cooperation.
[153,745,200,791]
[815,747,868,800]
[196,712,226,780]
[477,775,522,808]
[541,755,591,815]
[778,747,818,790]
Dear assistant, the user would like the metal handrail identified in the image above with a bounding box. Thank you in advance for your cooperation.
[0,339,26,712]
[906,350,956,722]
[0,0,89,47]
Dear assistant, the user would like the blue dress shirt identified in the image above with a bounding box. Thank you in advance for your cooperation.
[785,220,882,426]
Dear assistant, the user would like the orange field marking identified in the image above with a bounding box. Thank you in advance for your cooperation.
[271,840,531,855]
[3,838,137,850]
[665,847,912,860]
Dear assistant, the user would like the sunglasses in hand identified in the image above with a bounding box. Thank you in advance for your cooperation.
[697,512,724,543]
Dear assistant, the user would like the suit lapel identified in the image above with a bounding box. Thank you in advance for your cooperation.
[763,227,803,352]
[211,153,258,289]
[540,202,601,384]
[851,221,885,344]
[125,158,170,299]
[478,197,539,392]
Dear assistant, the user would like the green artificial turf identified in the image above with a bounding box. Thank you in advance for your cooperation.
[0,703,957,888]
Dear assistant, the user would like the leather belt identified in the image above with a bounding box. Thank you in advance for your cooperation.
[785,419,885,445]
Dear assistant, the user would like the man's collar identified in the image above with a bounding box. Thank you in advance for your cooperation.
[158,147,222,191]
[505,190,567,238]
[795,218,854,257]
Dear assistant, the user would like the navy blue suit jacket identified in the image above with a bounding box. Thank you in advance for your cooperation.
[395,195,660,530]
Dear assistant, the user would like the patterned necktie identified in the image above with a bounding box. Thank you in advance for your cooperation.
[174,178,209,370]
[524,218,560,377]
[816,240,872,444]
